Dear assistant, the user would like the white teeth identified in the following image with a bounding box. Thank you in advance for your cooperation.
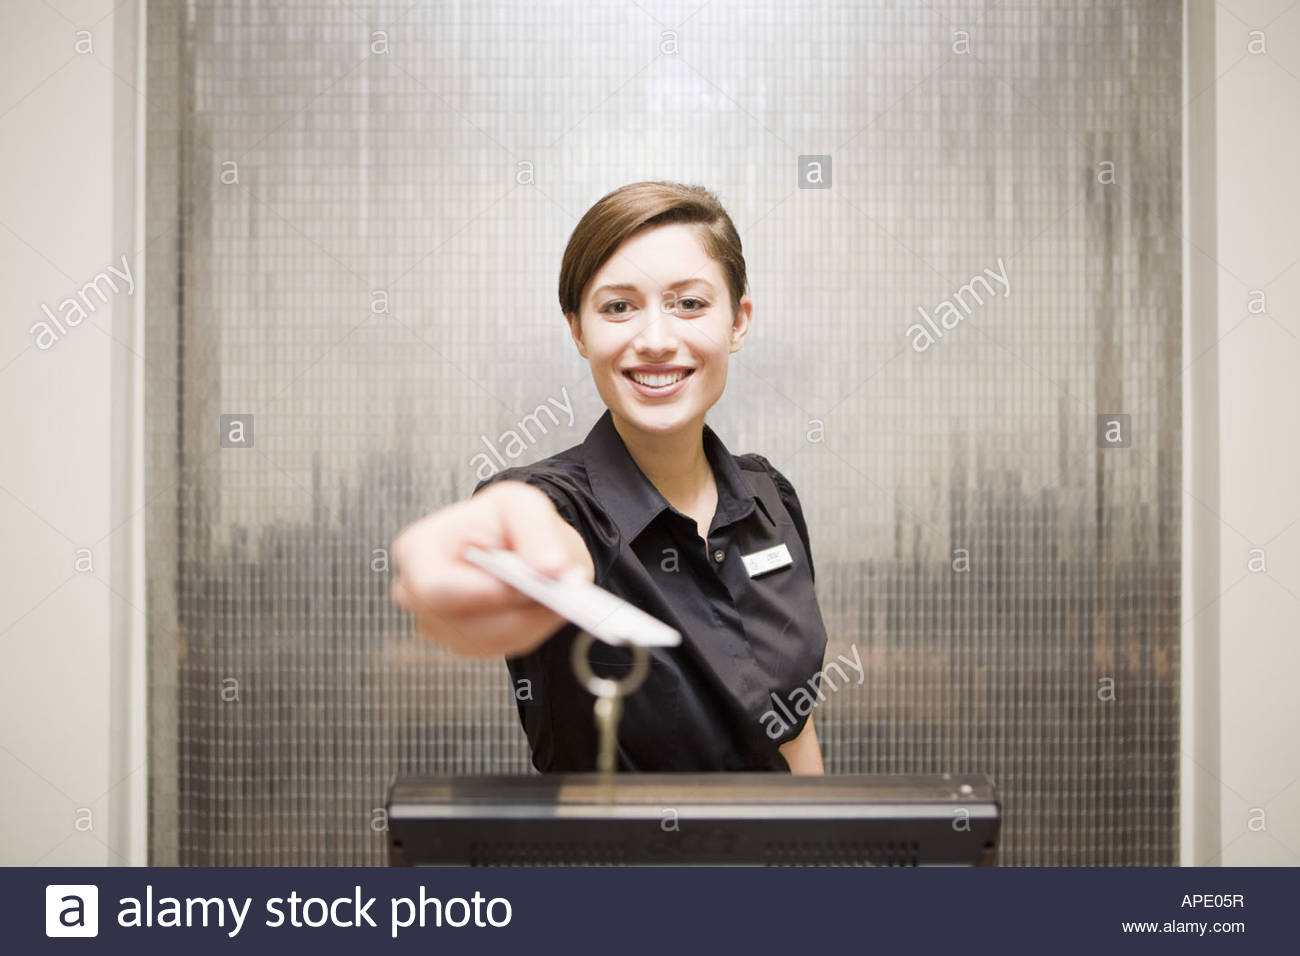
[629,370,689,387]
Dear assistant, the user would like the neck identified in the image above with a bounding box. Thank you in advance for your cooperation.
[610,411,713,505]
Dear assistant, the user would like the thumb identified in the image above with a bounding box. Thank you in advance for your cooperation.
[557,565,589,584]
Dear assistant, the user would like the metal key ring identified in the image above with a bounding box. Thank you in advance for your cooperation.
[570,630,651,699]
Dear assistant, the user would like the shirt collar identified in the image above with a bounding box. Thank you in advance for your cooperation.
[581,407,769,543]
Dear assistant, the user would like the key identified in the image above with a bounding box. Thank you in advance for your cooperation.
[593,692,621,777]
[570,630,650,803]
[462,545,665,800]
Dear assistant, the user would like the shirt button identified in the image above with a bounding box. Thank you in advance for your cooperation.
[713,548,725,563]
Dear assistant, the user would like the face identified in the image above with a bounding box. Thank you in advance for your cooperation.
[567,222,752,439]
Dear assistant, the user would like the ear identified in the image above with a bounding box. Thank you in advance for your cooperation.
[729,294,753,353]
[566,311,587,358]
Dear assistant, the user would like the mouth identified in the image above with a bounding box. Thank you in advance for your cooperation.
[623,367,695,397]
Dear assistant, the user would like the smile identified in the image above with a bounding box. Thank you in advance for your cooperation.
[623,368,694,396]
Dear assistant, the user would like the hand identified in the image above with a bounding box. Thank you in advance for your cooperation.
[389,480,595,659]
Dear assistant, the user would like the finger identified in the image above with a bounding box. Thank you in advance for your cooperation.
[495,487,576,579]
[411,603,566,659]
[389,483,573,624]
[390,508,536,614]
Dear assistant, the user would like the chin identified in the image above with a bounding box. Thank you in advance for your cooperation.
[600,372,719,433]
[625,410,691,433]
[613,398,715,436]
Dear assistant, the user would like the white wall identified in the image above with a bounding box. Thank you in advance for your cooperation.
[0,0,1293,866]
[0,0,145,865]
[1183,0,1300,866]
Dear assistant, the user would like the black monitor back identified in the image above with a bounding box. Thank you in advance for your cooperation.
[386,773,1000,866]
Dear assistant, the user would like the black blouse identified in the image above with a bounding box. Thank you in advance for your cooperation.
[472,407,829,772]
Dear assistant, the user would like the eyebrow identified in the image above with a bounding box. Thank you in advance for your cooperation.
[590,278,717,299]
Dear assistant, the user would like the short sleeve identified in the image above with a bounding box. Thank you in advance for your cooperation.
[749,456,815,585]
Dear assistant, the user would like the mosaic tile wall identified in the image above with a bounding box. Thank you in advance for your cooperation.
[146,0,1182,865]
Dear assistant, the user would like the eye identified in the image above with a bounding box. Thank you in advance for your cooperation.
[675,297,708,313]
[599,300,635,317]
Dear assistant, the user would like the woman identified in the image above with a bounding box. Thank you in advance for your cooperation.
[390,181,829,774]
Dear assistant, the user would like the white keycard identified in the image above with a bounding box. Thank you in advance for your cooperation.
[463,545,681,648]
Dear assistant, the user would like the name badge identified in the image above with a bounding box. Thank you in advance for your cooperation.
[741,543,793,578]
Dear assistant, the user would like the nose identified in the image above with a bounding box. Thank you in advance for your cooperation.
[633,299,680,352]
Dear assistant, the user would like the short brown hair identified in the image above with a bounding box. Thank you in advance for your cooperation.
[558,181,747,319]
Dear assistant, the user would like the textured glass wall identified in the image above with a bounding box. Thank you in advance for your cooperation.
[146,0,1182,865]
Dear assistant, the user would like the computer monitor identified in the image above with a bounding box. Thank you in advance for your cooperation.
[386,773,1000,866]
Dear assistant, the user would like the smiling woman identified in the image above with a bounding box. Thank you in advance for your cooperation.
[391,181,830,774]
